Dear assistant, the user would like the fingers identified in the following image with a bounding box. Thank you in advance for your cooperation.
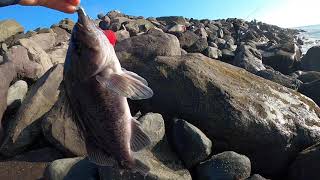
[19,0,80,13]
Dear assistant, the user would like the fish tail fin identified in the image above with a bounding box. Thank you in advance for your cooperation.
[132,159,150,176]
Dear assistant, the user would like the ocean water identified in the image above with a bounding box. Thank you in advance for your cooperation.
[297,24,320,54]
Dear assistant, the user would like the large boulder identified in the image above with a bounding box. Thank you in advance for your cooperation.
[234,44,266,73]
[156,16,188,26]
[0,20,24,42]
[124,19,155,36]
[0,64,63,157]
[186,38,208,53]
[6,80,28,110]
[301,46,320,72]
[299,80,320,106]
[176,31,200,50]
[28,32,56,51]
[115,29,181,66]
[261,43,301,74]
[288,142,320,180]
[121,53,320,177]
[47,42,68,65]
[196,151,251,180]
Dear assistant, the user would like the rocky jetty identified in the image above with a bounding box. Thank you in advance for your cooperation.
[0,10,320,180]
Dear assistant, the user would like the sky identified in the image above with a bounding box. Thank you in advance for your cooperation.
[0,0,320,31]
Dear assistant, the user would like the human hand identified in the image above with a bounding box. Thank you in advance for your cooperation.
[19,0,80,13]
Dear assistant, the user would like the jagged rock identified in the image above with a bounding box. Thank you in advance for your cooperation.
[187,38,208,53]
[234,45,266,73]
[124,53,320,177]
[301,46,320,72]
[172,119,212,168]
[262,43,301,74]
[288,142,320,180]
[256,69,302,90]
[156,16,188,26]
[196,151,251,180]
[10,147,63,162]
[116,30,181,65]
[42,88,87,156]
[0,20,24,42]
[176,31,200,50]
[204,46,221,59]
[6,80,28,110]
[47,42,68,65]
[214,38,226,49]
[299,80,320,106]
[221,48,235,62]
[0,161,48,180]
[167,24,186,33]
[107,10,125,19]
[0,64,63,157]
[57,18,75,33]
[138,113,165,149]
[194,28,208,39]
[5,45,42,80]
[45,157,98,180]
[115,29,130,42]
[35,28,53,34]
[51,27,71,44]
[28,32,56,51]
[18,38,53,75]
[124,19,155,36]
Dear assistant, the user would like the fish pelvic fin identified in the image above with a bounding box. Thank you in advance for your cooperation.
[95,71,153,100]
[132,159,150,176]
[130,118,151,152]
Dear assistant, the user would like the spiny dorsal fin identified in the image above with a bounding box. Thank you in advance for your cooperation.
[96,73,153,100]
[130,119,151,152]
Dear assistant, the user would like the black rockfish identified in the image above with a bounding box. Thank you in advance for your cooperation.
[63,7,153,175]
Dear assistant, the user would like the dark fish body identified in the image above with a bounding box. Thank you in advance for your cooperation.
[63,7,153,174]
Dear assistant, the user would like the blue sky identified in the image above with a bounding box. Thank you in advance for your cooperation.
[0,0,319,31]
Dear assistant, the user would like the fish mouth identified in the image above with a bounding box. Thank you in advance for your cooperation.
[76,7,90,28]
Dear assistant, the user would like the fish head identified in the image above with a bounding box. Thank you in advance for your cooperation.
[66,7,111,79]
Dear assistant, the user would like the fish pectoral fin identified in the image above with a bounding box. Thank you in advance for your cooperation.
[96,73,153,100]
[132,159,150,176]
[122,69,148,86]
[87,146,117,167]
[130,119,151,152]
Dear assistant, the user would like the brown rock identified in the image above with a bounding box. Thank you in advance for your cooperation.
[0,161,48,180]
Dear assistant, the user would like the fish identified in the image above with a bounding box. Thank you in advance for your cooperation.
[63,7,154,175]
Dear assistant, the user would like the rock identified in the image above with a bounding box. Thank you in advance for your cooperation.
[6,80,28,109]
[0,55,3,64]
[45,157,98,180]
[288,142,320,180]
[297,71,320,83]
[181,48,188,55]
[246,174,270,180]
[299,80,320,106]
[5,45,43,80]
[3,32,30,47]
[301,46,320,72]
[176,31,200,50]
[172,119,212,168]
[256,69,302,90]
[137,113,165,149]
[18,38,53,75]
[0,20,24,42]
[126,53,320,177]
[167,24,186,33]
[10,147,63,162]
[194,28,208,39]
[234,45,266,73]
[111,17,132,25]
[47,42,68,65]
[0,43,8,55]
[0,64,63,157]
[0,161,48,180]
[42,88,87,156]
[187,38,208,53]
[124,19,155,36]
[156,16,188,26]
[35,28,53,34]
[107,10,125,19]
[218,28,224,38]
[57,18,75,33]
[221,48,235,62]
[51,27,71,44]
[115,29,130,42]
[116,30,181,64]
[204,46,221,59]
[214,38,226,49]
[196,151,251,180]
[262,43,301,74]
[207,31,218,42]
[28,33,56,51]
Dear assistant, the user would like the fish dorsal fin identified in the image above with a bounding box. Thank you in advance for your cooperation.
[96,72,153,100]
[130,118,151,152]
